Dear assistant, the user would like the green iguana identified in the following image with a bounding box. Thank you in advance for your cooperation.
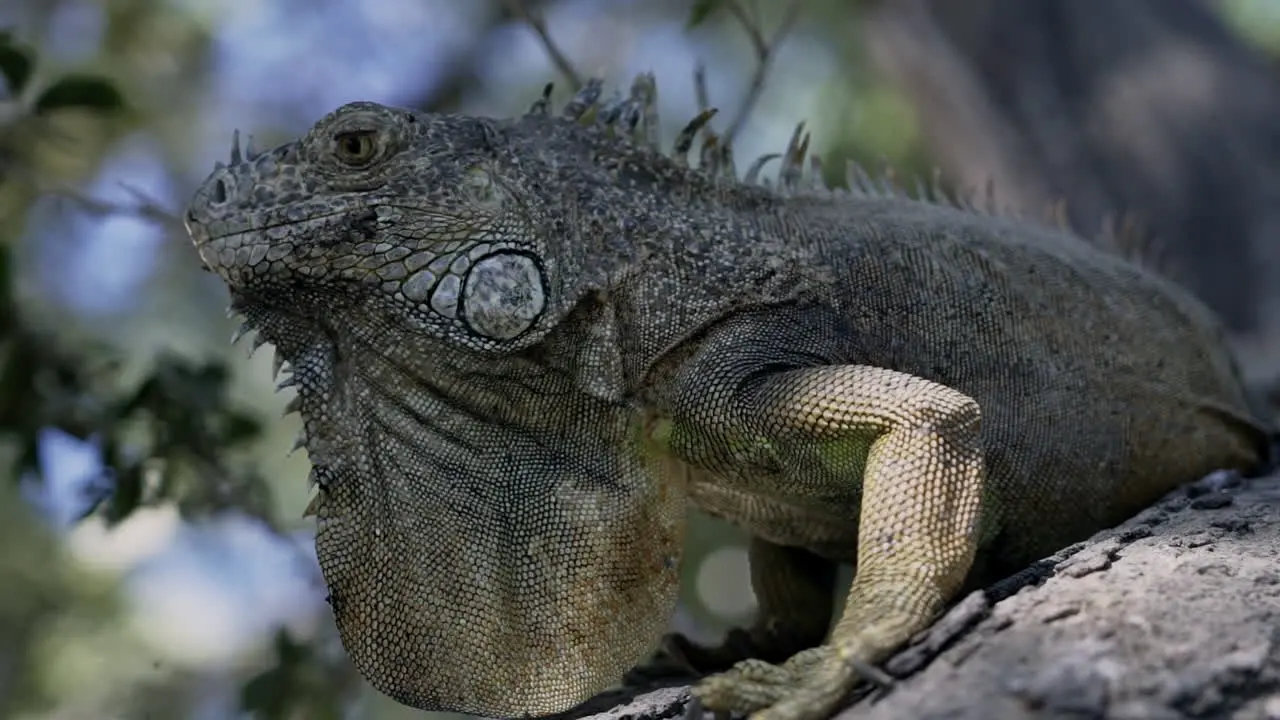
[182,74,1273,720]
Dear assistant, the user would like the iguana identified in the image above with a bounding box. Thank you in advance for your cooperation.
[183,74,1273,720]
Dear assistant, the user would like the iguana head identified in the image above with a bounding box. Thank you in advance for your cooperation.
[184,100,562,350]
[183,77,694,715]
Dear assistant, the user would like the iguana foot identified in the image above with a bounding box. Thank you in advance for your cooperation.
[693,645,857,720]
[692,625,905,720]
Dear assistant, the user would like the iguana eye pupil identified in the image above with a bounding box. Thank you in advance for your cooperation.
[335,131,376,165]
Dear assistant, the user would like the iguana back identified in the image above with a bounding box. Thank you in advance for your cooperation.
[717,194,1267,574]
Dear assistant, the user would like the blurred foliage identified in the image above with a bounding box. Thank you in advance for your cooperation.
[686,0,730,29]
[1223,0,1280,51]
[0,479,120,717]
[0,23,349,720]
[0,0,1276,719]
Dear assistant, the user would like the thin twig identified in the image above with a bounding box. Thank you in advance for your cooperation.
[720,0,804,147]
[505,0,583,91]
[692,63,721,147]
[726,1,768,56]
[693,64,712,114]
[52,182,186,233]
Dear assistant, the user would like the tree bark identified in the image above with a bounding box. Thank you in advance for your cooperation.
[843,467,1280,719]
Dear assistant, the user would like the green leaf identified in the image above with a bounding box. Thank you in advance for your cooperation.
[103,464,142,525]
[687,0,728,28]
[240,670,290,720]
[0,245,13,326]
[221,411,264,446]
[240,631,311,720]
[33,75,124,115]
[0,37,33,96]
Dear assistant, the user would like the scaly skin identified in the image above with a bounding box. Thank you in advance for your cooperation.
[183,75,1272,720]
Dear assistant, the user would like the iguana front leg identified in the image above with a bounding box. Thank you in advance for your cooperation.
[663,309,986,720]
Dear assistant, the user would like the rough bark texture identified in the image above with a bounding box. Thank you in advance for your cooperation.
[577,465,1280,720]
[861,0,1280,366]
[846,466,1280,720]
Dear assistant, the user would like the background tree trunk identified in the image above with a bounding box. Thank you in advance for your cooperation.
[862,0,1280,377]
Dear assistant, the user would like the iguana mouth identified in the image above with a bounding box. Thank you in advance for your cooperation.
[191,210,353,247]
[189,209,373,290]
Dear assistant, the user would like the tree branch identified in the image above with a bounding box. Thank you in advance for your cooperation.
[719,0,803,147]
[506,0,584,91]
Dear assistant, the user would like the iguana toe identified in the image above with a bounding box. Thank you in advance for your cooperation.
[693,646,856,720]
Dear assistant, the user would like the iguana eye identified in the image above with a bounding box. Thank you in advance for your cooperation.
[334,130,378,166]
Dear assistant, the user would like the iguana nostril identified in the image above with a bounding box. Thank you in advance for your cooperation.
[213,178,228,204]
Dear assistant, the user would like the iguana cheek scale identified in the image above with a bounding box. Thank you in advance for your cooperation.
[183,74,1272,720]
